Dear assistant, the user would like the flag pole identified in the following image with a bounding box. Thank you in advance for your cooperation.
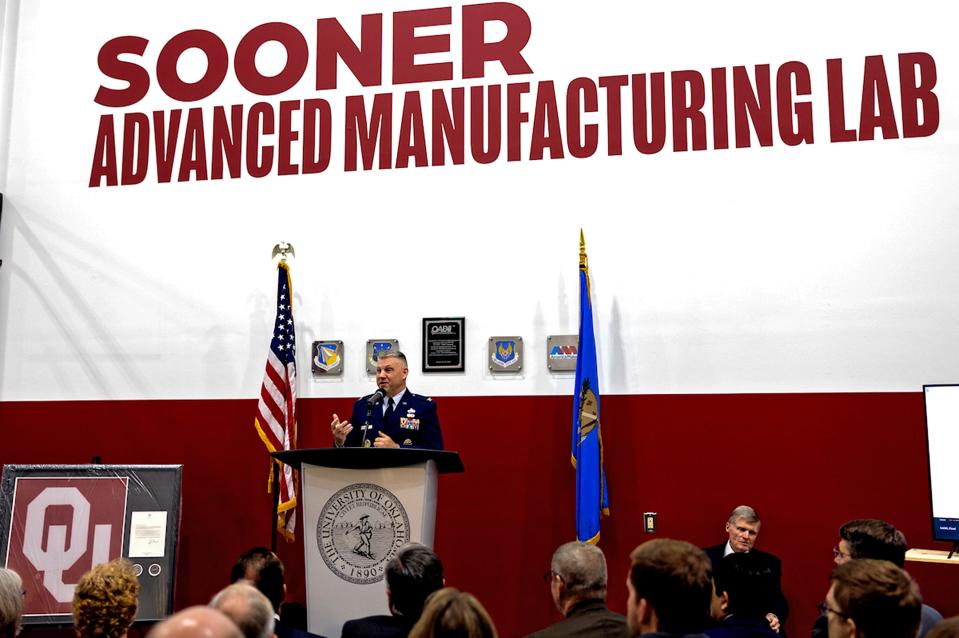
[271,459,280,552]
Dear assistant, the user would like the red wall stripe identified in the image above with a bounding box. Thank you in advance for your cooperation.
[0,393,954,637]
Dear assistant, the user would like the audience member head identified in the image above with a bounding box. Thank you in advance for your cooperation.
[151,607,244,638]
[825,559,921,638]
[0,568,23,638]
[210,583,275,638]
[408,588,497,638]
[835,519,907,567]
[711,552,776,621]
[927,617,959,638]
[72,559,140,638]
[546,542,609,614]
[627,539,712,636]
[231,547,285,612]
[725,505,761,554]
[386,544,445,622]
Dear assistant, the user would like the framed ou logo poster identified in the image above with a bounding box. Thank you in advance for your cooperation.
[0,465,182,625]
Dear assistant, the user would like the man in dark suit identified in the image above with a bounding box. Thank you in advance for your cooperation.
[341,543,444,638]
[626,539,713,638]
[211,583,276,638]
[230,547,326,638]
[810,519,942,638]
[707,552,780,638]
[331,351,443,449]
[525,542,629,638]
[703,506,788,634]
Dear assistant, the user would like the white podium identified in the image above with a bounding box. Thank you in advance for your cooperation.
[273,449,464,638]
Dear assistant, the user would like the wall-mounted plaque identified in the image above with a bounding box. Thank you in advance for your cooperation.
[366,339,399,374]
[312,341,344,376]
[423,317,465,372]
[489,336,523,373]
[546,334,578,371]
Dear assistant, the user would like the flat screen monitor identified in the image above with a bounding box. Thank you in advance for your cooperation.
[923,384,959,542]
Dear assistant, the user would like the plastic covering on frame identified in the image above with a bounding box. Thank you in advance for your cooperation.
[0,464,182,625]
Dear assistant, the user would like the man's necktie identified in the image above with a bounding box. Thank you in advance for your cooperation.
[384,397,395,422]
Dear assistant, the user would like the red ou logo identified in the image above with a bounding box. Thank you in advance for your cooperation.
[6,478,128,614]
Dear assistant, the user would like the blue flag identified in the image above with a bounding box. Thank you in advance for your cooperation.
[572,230,609,544]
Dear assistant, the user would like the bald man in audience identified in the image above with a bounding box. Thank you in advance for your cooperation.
[526,542,629,638]
[211,584,276,638]
[151,607,244,638]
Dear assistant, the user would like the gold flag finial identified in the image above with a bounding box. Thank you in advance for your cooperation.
[579,229,588,268]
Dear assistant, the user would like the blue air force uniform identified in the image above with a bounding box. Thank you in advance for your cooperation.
[344,389,444,450]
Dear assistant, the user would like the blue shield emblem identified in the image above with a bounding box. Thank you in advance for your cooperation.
[315,343,340,371]
[372,341,394,361]
[492,340,519,368]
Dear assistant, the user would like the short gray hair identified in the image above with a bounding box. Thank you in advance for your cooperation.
[0,569,23,638]
[727,505,760,526]
[210,584,275,638]
[377,350,408,367]
[551,542,608,600]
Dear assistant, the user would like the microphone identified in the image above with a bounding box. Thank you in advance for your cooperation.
[365,388,387,408]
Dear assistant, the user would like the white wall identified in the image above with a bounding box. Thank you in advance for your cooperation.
[1,1,957,400]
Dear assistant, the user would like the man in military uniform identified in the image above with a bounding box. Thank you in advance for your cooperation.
[331,351,443,450]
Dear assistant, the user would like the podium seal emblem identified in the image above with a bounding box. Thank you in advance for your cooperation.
[316,483,411,584]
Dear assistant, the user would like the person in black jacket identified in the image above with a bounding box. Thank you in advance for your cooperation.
[707,552,780,638]
[341,544,445,638]
[702,506,788,634]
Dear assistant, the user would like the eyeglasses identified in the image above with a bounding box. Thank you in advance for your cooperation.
[817,602,848,618]
[542,570,559,584]
[832,546,852,560]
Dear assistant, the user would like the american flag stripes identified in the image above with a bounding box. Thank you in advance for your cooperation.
[254,260,298,540]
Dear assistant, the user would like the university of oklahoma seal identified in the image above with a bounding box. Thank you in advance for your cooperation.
[316,483,411,585]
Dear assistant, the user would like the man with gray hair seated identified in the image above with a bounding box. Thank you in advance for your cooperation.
[703,506,788,634]
[0,568,23,638]
[524,541,629,638]
[151,607,244,638]
[211,583,276,638]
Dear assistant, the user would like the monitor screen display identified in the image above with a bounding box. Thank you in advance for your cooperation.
[923,385,959,541]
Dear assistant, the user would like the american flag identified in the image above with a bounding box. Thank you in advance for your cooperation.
[254,260,297,540]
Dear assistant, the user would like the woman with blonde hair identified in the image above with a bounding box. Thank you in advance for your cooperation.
[0,568,23,638]
[72,559,140,638]
[408,588,498,638]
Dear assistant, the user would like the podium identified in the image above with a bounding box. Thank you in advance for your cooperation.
[272,449,464,638]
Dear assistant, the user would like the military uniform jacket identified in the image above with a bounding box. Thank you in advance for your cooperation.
[344,389,444,450]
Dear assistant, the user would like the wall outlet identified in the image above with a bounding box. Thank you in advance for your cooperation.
[644,512,657,533]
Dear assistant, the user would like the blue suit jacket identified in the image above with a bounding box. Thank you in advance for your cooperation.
[344,389,443,450]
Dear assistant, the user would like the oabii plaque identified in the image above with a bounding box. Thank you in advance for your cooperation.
[422,317,465,372]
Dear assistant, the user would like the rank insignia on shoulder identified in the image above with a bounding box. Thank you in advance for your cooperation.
[403,439,412,446]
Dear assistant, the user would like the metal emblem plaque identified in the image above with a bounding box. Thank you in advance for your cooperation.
[488,336,523,373]
[312,341,344,376]
[366,339,399,374]
[423,317,465,372]
[546,334,578,371]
